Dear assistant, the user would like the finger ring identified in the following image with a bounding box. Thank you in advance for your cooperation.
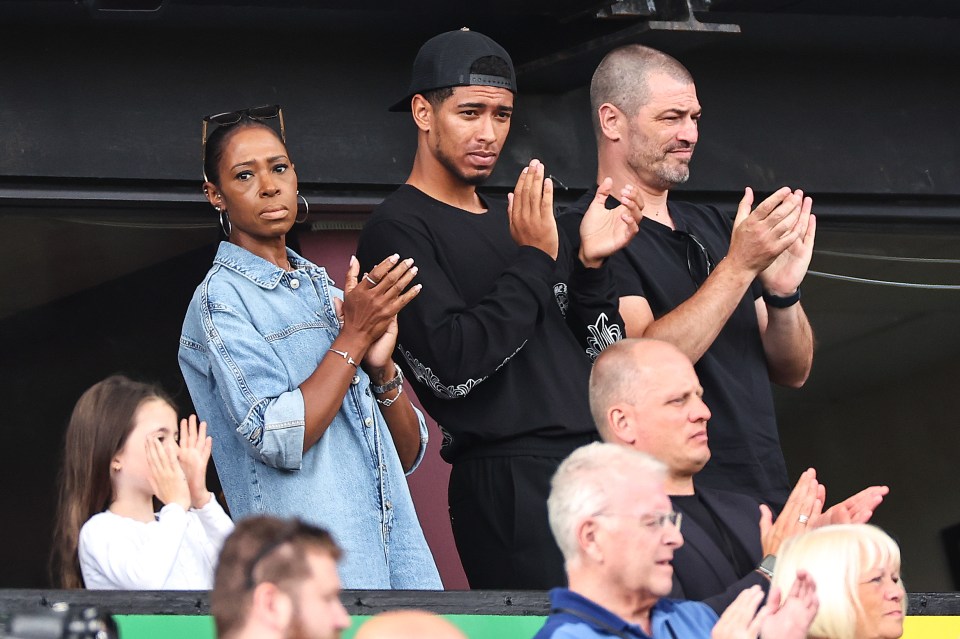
[364,274,379,286]
[798,514,809,524]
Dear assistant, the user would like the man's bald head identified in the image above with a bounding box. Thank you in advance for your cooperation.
[590,339,711,482]
[590,44,694,141]
[590,338,684,439]
[354,610,467,639]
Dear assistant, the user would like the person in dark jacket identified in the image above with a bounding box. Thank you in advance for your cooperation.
[589,338,888,614]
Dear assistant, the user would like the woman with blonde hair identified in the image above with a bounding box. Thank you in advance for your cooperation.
[772,524,906,639]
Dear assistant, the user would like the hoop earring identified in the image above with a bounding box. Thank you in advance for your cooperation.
[297,192,309,224]
[218,207,232,236]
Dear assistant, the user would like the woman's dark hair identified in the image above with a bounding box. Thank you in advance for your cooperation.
[203,119,286,186]
[51,375,176,588]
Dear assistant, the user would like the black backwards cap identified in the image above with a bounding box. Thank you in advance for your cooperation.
[389,28,517,112]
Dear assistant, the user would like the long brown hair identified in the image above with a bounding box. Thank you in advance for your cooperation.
[52,375,176,588]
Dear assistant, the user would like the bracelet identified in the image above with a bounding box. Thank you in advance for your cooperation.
[375,384,404,408]
[371,366,404,395]
[762,286,801,308]
[329,348,358,368]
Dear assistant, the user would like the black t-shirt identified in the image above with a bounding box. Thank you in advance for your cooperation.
[357,185,623,462]
[560,191,790,509]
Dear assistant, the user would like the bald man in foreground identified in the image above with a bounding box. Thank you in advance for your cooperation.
[354,610,466,639]
[589,338,887,614]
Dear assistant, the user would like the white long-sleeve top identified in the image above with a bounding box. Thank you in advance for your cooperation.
[78,497,234,589]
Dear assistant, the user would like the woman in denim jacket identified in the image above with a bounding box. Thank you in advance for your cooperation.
[178,107,441,589]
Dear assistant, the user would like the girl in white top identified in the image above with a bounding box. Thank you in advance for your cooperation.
[53,375,234,589]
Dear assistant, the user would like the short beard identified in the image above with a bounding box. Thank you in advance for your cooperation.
[434,134,492,187]
[285,601,341,639]
[628,145,692,191]
[654,161,690,188]
[626,121,693,190]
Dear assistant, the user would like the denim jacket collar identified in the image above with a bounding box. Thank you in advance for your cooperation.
[212,241,333,289]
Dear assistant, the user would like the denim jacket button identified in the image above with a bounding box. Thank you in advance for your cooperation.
[364,417,373,427]
[351,375,361,385]
[385,500,393,510]
[289,278,300,289]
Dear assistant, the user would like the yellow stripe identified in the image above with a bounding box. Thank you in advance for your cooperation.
[904,616,960,638]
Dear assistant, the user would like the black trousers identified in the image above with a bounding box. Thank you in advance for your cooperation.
[448,454,569,590]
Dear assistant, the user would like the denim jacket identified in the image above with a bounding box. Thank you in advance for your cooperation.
[179,242,441,589]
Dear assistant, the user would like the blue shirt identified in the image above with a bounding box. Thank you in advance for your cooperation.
[179,242,441,589]
[534,588,718,639]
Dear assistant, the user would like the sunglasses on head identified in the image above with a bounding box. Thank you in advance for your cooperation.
[201,104,285,169]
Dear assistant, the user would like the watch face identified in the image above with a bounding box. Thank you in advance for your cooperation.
[759,555,776,575]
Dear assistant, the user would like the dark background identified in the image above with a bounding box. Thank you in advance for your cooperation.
[3,0,960,590]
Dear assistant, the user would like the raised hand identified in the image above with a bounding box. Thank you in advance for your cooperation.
[760,191,815,296]
[507,159,559,260]
[727,187,804,278]
[177,415,213,509]
[350,257,407,371]
[578,177,643,267]
[146,435,191,511]
[711,585,768,639]
[759,468,821,557]
[817,485,888,526]
[340,254,421,359]
[760,571,819,639]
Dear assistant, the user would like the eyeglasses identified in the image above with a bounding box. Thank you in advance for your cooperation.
[595,510,683,533]
[675,230,714,285]
[243,521,299,590]
[201,104,285,167]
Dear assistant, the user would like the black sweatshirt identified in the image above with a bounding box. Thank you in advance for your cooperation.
[357,185,624,462]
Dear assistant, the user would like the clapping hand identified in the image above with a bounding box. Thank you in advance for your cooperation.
[176,414,213,509]
[728,187,805,278]
[713,572,818,639]
[760,468,822,557]
[759,190,815,297]
[146,433,191,511]
[711,586,768,639]
[760,571,819,639]
[507,159,559,260]
[339,254,420,371]
[816,484,888,526]
[578,177,643,267]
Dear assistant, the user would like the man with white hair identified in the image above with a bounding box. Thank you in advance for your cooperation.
[534,442,817,639]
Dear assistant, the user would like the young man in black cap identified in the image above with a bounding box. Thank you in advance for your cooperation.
[357,28,642,589]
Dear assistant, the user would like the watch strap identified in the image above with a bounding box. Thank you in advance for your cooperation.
[762,286,801,308]
[757,554,777,579]
[371,366,404,395]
